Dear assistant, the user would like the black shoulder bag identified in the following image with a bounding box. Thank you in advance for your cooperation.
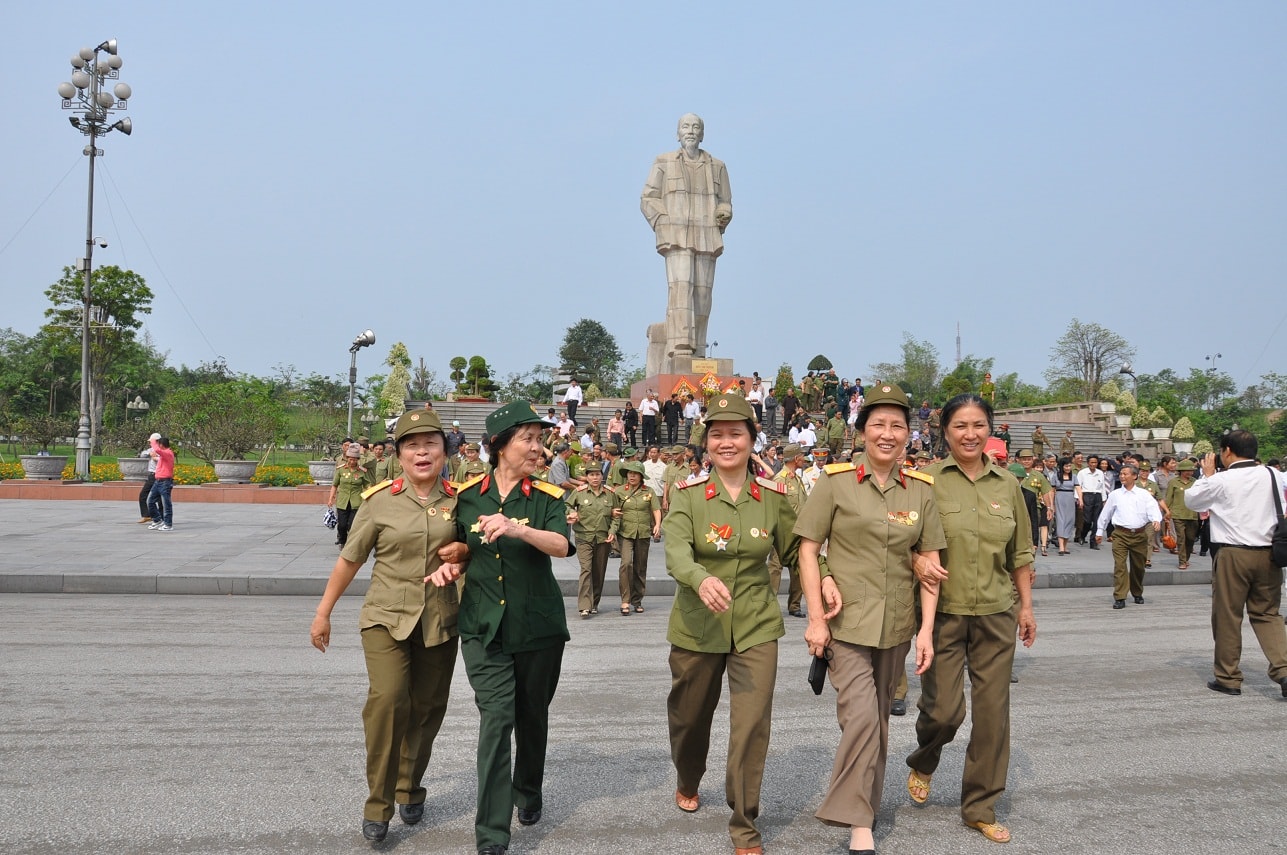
[1269,469,1287,569]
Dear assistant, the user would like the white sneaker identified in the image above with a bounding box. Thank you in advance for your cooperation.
[157,524,172,531]
[147,521,161,529]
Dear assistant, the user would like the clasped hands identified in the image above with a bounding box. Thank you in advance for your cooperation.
[424,541,470,587]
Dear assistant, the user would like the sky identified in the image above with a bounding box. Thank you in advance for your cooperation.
[4,2,1285,395]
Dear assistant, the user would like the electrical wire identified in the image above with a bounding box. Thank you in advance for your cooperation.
[0,157,82,257]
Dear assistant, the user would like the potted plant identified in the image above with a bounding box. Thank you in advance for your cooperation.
[1171,416,1196,455]
[1097,379,1121,414]
[1114,391,1136,428]
[16,414,72,480]
[155,381,286,484]
[1129,406,1151,441]
[1150,406,1174,440]
[1192,438,1214,457]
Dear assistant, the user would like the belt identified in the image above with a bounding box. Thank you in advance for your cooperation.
[1211,542,1271,551]
[1115,525,1148,534]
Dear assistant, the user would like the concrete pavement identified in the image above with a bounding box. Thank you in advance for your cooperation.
[0,499,1213,598]
[1,588,1284,855]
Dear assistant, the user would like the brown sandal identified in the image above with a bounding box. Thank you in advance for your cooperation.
[968,820,1011,843]
[907,770,931,804]
[675,790,700,812]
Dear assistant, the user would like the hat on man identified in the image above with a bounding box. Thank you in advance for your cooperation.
[1017,448,1035,458]
[603,442,620,455]
[463,442,480,452]
[1138,460,1152,471]
[485,400,548,439]
[148,432,162,441]
[620,461,646,476]
[623,447,638,458]
[915,451,932,461]
[782,443,805,460]
[452,420,460,427]
[393,408,444,442]
[345,444,363,458]
[704,393,755,422]
[862,382,911,415]
[812,447,830,458]
[1176,459,1197,471]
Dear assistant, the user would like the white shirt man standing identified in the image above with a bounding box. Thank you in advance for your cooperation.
[1076,455,1106,548]
[1185,430,1287,697]
[1096,463,1162,609]
[562,379,584,424]
[638,390,661,446]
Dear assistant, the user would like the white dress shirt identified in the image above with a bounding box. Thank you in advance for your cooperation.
[1077,467,1105,498]
[1186,461,1286,547]
[1096,484,1162,536]
[563,384,583,404]
[638,397,659,417]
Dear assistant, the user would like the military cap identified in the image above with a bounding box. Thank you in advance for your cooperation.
[812,447,830,457]
[863,382,911,414]
[1017,448,1035,458]
[344,444,362,458]
[393,408,444,442]
[485,400,547,438]
[357,436,369,444]
[1138,460,1152,470]
[603,442,620,455]
[463,442,480,452]
[704,393,755,422]
[623,447,638,457]
[782,443,805,459]
[916,451,932,461]
[1176,459,1196,471]
[619,461,646,476]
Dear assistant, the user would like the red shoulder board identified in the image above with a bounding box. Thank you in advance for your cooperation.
[390,478,405,495]
[442,479,455,497]
[521,478,532,497]
[705,481,718,500]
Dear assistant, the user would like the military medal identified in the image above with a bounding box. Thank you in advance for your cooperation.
[441,509,452,521]
[427,507,437,516]
[990,501,1000,509]
[750,527,760,538]
[908,511,918,522]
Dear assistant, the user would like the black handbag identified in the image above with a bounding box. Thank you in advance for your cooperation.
[1269,470,1287,569]
[808,648,832,695]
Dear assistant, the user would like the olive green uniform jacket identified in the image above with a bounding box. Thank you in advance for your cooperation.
[332,465,374,510]
[610,484,658,539]
[664,472,800,653]
[566,484,615,543]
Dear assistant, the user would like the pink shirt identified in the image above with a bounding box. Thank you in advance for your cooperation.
[154,445,175,479]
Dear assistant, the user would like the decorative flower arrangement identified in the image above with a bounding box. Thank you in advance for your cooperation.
[1171,417,1196,440]
[1098,379,1121,402]
[700,373,722,400]
[1116,390,1137,412]
[1192,439,1214,456]
[251,466,313,487]
[1129,406,1153,428]
[1151,406,1173,427]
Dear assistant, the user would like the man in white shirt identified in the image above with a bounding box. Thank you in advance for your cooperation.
[745,379,765,424]
[562,379,584,424]
[556,412,576,438]
[1096,463,1162,609]
[1185,430,1287,697]
[797,420,818,452]
[1076,454,1106,548]
[638,390,661,446]
[682,394,701,443]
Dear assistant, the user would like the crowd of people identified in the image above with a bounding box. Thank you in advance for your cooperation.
[303,377,1285,855]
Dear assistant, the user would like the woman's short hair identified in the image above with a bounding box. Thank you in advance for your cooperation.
[940,393,993,434]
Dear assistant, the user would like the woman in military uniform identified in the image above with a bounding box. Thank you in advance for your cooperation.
[426,401,574,855]
[567,466,615,616]
[612,460,662,614]
[663,393,799,855]
[795,382,945,855]
[1160,458,1200,569]
[327,444,373,548]
[905,394,1036,844]
[309,409,467,843]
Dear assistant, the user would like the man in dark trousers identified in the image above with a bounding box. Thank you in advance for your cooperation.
[662,393,682,445]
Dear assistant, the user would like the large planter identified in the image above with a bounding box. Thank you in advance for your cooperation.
[1130,428,1150,441]
[308,459,337,486]
[1151,427,1172,440]
[1173,440,1194,455]
[117,457,150,481]
[212,459,258,484]
[19,455,68,481]
[1114,414,1132,428]
[1098,402,1117,414]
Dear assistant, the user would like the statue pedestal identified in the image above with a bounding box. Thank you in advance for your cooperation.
[630,357,746,406]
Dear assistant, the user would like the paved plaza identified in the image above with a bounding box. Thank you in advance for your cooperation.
[1,499,1284,854]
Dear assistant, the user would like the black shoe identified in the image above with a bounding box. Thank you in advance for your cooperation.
[788,609,805,618]
[478,847,508,855]
[1207,679,1241,696]
[1112,599,1126,609]
[362,820,389,841]
[517,807,541,826]
[1010,673,1019,683]
[850,850,877,855]
[1133,595,1144,604]
[890,698,906,716]
[1278,676,1287,699]
[1199,550,1208,556]
[399,801,424,825]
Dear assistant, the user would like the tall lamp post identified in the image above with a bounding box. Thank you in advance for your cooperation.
[58,39,133,480]
[1204,353,1223,411]
[347,330,376,435]
[1119,362,1137,399]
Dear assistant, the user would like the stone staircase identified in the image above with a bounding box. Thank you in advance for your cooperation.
[992,402,1173,460]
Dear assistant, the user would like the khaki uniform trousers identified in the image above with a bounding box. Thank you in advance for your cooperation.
[1211,545,1287,688]
[359,624,458,822]
[907,608,1017,826]
[576,540,610,612]
[618,536,651,608]
[1175,519,1200,566]
[461,638,565,851]
[668,641,777,849]
[1111,526,1149,600]
[766,546,803,612]
[816,641,910,829]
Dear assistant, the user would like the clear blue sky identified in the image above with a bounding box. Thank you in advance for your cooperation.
[4,2,1284,393]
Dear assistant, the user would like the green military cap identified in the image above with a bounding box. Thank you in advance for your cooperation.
[623,447,638,457]
[357,435,369,444]
[704,393,755,422]
[485,400,547,438]
[1138,460,1152,470]
[782,443,805,459]
[1017,448,1035,458]
[619,461,646,476]
[603,442,620,455]
[863,382,911,414]
[463,442,480,452]
[915,451,932,461]
[393,408,444,442]
[1176,459,1196,471]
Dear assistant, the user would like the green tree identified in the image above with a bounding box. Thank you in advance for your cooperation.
[465,356,498,399]
[1043,319,1135,401]
[807,354,833,372]
[773,362,795,398]
[379,342,412,416]
[937,356,994,403]
[42,265,154,453]
[558,319,623,391]
[155,380,287,464]
[449,356,468,392]
[870,334,941,402]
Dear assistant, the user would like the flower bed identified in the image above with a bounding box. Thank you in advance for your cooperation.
[251,466,313,487]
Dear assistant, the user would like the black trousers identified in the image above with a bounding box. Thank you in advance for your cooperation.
[1079,494,1103,545]
[665,420,679,444]
[139,473,156,517]
[642,415,657,446]
[337,506,359,545]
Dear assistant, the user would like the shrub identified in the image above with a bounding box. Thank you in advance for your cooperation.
[584,383,602,403]
[251,465,313,487]
[1171,416,1195,440]
[1152,406,1173,427]
[155,381,287,465]
[0,462,24,480]
[1116,391,1137,412]
[1129,406,1153,428]
[1192,439,1214,456]
[1098,379,1121,402]
[173,464,217,485]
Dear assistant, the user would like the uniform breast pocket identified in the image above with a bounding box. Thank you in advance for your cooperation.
[837,580,867,632]
[666,176,686,193]
[984,503,1015,539]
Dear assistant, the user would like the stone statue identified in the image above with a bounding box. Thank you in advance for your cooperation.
[641,113,732,376]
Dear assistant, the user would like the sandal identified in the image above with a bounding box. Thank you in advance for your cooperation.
[1040,548,1048,556]
[620,605,631,616]
[1178,563,1189,570]
[675,790,700,813]
[967,820,1011,843]
[634,605,645,613]
[579,610,590,619]
[907,770,931,804]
